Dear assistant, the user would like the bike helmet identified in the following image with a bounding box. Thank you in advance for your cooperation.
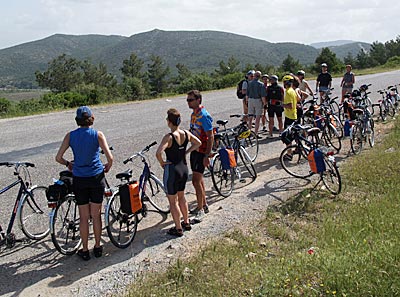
[282,75,294,83]
[359,84,369,91]
[269,75,278,81]
[297,70,305,76]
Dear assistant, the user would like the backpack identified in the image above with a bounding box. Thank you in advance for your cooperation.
[236,79,247,99]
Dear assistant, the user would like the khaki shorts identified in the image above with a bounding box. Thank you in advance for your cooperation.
[248,98,263,116]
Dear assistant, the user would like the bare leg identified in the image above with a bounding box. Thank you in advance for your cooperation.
[167,194,182,229]
[192,172,206,210]
[268,116,274,136]
[177,191,189,224]
[278,117,283,133]
[254,115,261,134]
[89,202,102,248]
[78,204,90,251]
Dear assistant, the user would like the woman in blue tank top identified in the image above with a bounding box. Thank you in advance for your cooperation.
[56,106,113,260]
[156,108,201,237]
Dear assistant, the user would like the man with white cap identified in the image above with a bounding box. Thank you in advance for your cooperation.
[316,63,332,102]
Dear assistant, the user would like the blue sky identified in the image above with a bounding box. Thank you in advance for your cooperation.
[1,0,399,49]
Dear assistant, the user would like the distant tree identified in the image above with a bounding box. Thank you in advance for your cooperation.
[279,54,302,73]
[355,49,371,69]
[122,77,146,100]
[120,53,145,80]
[314,48,343,73]
[369,41,387,66]
[176,63,192,81]
[385,36,400,58]
[215,56,240,75]
[35,54,82,93]
[81,61,117,88]
[254,63,275,76]
[147,55,170,95]
[343,52,356,66]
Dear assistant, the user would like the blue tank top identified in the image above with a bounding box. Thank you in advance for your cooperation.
[69,127,103,177]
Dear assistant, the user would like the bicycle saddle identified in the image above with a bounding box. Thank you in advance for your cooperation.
[116,169,133,180]
[216,120,228,126]
[352,108,364,114]
[307,127,321,136]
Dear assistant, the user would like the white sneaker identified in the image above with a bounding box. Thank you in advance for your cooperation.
[195,209,205,222]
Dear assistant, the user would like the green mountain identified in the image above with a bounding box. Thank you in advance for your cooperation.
[0,29,321,88]
[327,42,371,60]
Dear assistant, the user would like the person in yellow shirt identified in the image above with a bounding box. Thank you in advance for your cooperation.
[282,75,298,129]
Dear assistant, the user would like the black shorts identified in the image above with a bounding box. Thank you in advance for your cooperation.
[163,162,189,195]
[284,117,297,129]
[73,172,106,205]
[268,105,283,118]
[190,151,206,174]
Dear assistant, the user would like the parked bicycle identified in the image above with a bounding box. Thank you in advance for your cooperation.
[374,88,396,121]
[209,115,257,198]
[104,142,169,248]
[0,162,49,249]
[279,123,341,195]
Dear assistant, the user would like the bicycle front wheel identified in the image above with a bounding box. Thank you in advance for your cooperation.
[321,155,342,195]
[19,186,50,240]
[280,144,312,179]
[241,131,259,162]
[323,123,342,153]
[238,146,257,179]
[350,123,363,155]
[367,118,375,148]
[105,192,138,249]
[147,174,170,214]
[210,153,234,198]
[50,196,81,255]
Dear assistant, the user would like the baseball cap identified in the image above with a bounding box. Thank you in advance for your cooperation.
[76,106,93,119]
[321,63,328,67]
[246,70,255,76]
[270,75,278,81]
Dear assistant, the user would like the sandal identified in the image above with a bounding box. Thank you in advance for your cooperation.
[93,246,103,258]
[77,249,90,261]
[181,221,192,231]
[167,227,183,237]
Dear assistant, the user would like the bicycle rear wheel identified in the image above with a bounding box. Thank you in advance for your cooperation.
[321,155,342,195]
[323,123,342,153]
[241,131,259,162]
[19,186,50,240]
[280,144,312,179]
[380,102,387,121]
[50,195,81,255]
[350,123,363,155]
[210,153,234,198]
[367,118,375,147]
[105,192,138,249]
[146,174,170,214]
[238,146,257,179]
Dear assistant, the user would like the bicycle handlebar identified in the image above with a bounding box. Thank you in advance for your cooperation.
[123,142,157,164]
[0,162,35,168]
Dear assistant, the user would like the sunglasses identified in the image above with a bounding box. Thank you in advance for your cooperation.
[186,98,196,102]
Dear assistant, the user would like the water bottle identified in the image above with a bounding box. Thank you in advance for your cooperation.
[344,119,350,137]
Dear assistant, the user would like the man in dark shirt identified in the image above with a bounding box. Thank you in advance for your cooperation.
[316,63,332,102]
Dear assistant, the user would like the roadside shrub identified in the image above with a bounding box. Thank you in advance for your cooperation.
[0,97,11,114]
[384,56,400,67]
[214,72,243,89]
[122,77,146,101]
[176,74,213,94]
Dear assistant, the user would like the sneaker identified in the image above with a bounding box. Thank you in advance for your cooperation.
[262,126,267,132]
[266,134,274,139]
[194,209,205,222]
[256,134,263,139]
[181,221,192,231]
[203,205,209,214]
[273,126,279,132]
[77,249,90,261]
[167,227,183,237]
[93,246,103,258]
[189,208,200,215]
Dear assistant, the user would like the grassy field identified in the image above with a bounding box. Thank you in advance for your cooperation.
[125,118,400,296]
[0,89,49,102]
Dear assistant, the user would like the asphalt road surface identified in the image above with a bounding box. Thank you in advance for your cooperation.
[0,70,399,296]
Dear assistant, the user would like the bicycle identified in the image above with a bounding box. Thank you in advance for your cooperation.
[349,99,375,155]
[209,115,257,198]
[375,88,396,121]
[0,162,49,249]
[104,142,169,248]
[279,123,341,195]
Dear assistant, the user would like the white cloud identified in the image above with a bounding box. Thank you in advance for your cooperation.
[0,0,399,49]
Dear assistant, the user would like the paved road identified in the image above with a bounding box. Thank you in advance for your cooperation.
[0,70,398,296]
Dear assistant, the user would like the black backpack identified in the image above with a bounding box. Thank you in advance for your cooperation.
[236,79,247,99]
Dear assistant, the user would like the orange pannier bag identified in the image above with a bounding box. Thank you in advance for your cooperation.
[119,181,142,214]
